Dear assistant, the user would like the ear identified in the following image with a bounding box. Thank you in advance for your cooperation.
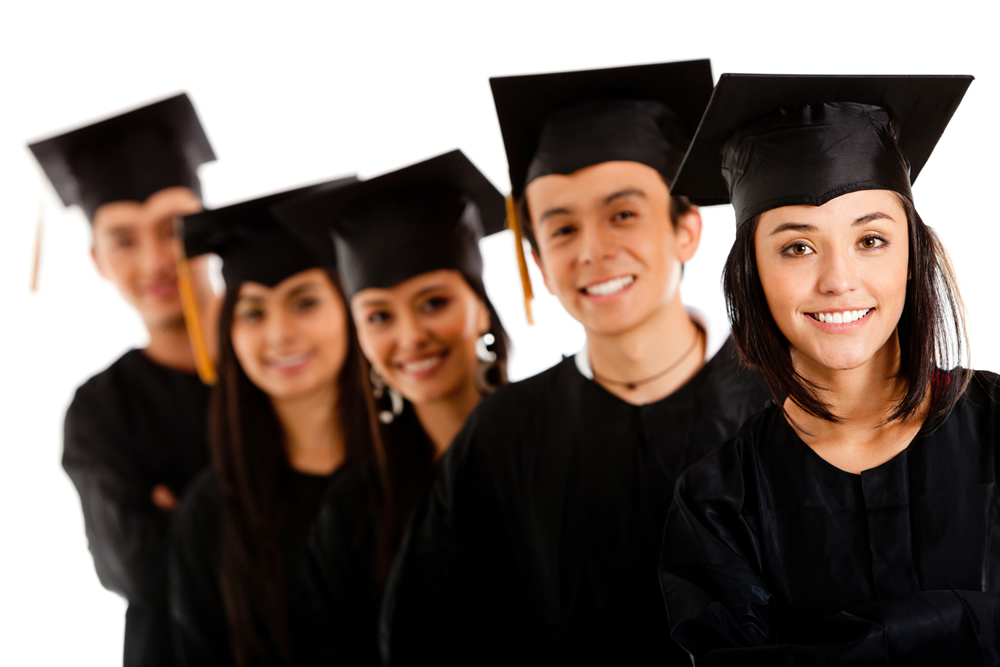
[531,249,555,296]
[90,244,110,280]
[475,295,492,336]
[674,205,703,264]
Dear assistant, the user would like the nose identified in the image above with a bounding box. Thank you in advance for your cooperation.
[395,310,430,352]
[142,229,179,279]
[816,245,859,296]
[264,306,297,347]
[579,221,618,265]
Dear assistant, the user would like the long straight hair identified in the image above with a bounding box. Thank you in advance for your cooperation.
[723,194,970,426]
[371,273,510,581]
[210,269,375,666]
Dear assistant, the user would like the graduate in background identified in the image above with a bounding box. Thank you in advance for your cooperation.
[29,94,217,667]
[660,74,1000,663]
[168,178,378,666]
[273,150,509,662]
[381,62,772,665]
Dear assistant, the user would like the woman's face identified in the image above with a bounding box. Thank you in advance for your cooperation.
[351,269,491,406]
[754,189,909,376]
[230,268,349,402]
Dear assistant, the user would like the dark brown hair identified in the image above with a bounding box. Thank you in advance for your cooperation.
[371,273,509,581]
[723,193,970,425]
[516,173,693,258]
[211,268,375,667]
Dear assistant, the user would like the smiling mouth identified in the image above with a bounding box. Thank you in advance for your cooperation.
[399,351,448,376]
[581,275,635,297]
[266,352,313,370]
[807,308,872,324]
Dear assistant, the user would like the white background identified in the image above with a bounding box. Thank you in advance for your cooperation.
[1,1,997,663]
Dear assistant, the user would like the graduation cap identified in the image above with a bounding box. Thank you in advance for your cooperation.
[490,59,714,201]
[670,74,974,227]
[28,92,215,221]
[182,176,356,289]
[177,176,355,385]
[273,150,506,300]
[490,59,714,322]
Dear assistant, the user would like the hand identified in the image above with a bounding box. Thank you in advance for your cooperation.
[151,484,179,511]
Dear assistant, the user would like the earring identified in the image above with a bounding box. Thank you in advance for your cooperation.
[370,366,404,424]
[475,332,497,363]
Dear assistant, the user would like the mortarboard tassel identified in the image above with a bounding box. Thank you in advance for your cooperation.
[30,201,44,293]
[506,195,534,325]
[176,247,217,385]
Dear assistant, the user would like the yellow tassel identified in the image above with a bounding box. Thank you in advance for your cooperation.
[506,195,534,325]
[30,201,44,293]
[176,251,217,385]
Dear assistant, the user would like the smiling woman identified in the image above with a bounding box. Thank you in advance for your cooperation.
[659,74,1000,663]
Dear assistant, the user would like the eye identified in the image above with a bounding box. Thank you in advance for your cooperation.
[781,242,815,257]
[611,210,636,222]
[293,295,320,312]
[551,224,576,239]
[236,308,264,323]
[419,296,450,313]
[113,235,137,249]
[859,234,887,250]
[367,310,392,325]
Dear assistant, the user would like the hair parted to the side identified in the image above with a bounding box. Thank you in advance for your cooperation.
[723,193,971,426]
[211,268,375,667]
[371,272,510,582]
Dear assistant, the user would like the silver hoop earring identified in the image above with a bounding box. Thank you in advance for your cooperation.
[370,367,404,424]
[475,332,497,363]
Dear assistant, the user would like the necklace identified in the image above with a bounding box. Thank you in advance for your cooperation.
[591,330,702,391]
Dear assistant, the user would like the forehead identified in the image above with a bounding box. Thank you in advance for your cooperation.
[92,186,202,233]
[352,269,467,306]
[237,268,330,300]
[525,160,666,212]
[758,190,906,231]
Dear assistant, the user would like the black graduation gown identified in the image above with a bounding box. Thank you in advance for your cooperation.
[659,370,1000,665]
[168,466,337,666]
[383,336,772,665]
[62,349,210,667]
[294,460,382,666]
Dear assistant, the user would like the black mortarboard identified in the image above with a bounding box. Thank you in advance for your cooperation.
[182,176,356,288]
[490,59,714,200]
[273,150,506,298]
[29,93,215,221]
[671,74,974,227]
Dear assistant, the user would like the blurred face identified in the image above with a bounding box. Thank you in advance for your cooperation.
[91,186,204,328]
[230,269,349,402]
[351,269,491,406]
[526,161,701,336]
[754,190,909,375]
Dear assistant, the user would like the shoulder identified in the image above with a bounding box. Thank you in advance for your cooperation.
[66,350,142,416]
[478,357,577,416]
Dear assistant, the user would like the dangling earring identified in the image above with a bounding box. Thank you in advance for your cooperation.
[475,332,497,363]
[369,366,404,424]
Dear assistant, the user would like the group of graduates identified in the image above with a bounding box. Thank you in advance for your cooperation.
[30,58,1000,666]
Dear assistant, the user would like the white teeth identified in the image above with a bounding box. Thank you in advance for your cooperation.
[402,355,444,373]
[269,352,310,368]
[584,275,635,296]
[816,309,870,324]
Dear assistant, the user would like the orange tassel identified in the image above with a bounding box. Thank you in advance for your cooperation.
[30,201,44,293]
[176,251,217,385]
[506,195,534,325]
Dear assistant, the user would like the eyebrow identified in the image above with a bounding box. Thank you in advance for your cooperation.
[538,188,647,225]
[357,283,449,308]
[769,211,898,236]
[286,282,319,299]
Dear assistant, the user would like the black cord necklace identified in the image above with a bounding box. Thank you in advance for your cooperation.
[591,330,702,391]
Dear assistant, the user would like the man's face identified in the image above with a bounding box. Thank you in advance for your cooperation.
[525,161,701,337]
[90,186,203,329]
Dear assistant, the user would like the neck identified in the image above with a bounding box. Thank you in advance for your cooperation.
[272,383,346,476]
[412,379,482,459]
[784,331,929,474]
[143,316,198,372]
[586,295,704,405]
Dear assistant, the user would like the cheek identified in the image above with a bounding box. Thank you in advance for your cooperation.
[357,326,393,371]
[229,326,259,373]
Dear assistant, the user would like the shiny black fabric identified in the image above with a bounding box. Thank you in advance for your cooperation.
[63,349,210,667]
[383,338,772,665]
[169,466,338,666]
[29,93,214,221]
[722,103,913,226]
[659,370,1000,665]
[294,460,382,666]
